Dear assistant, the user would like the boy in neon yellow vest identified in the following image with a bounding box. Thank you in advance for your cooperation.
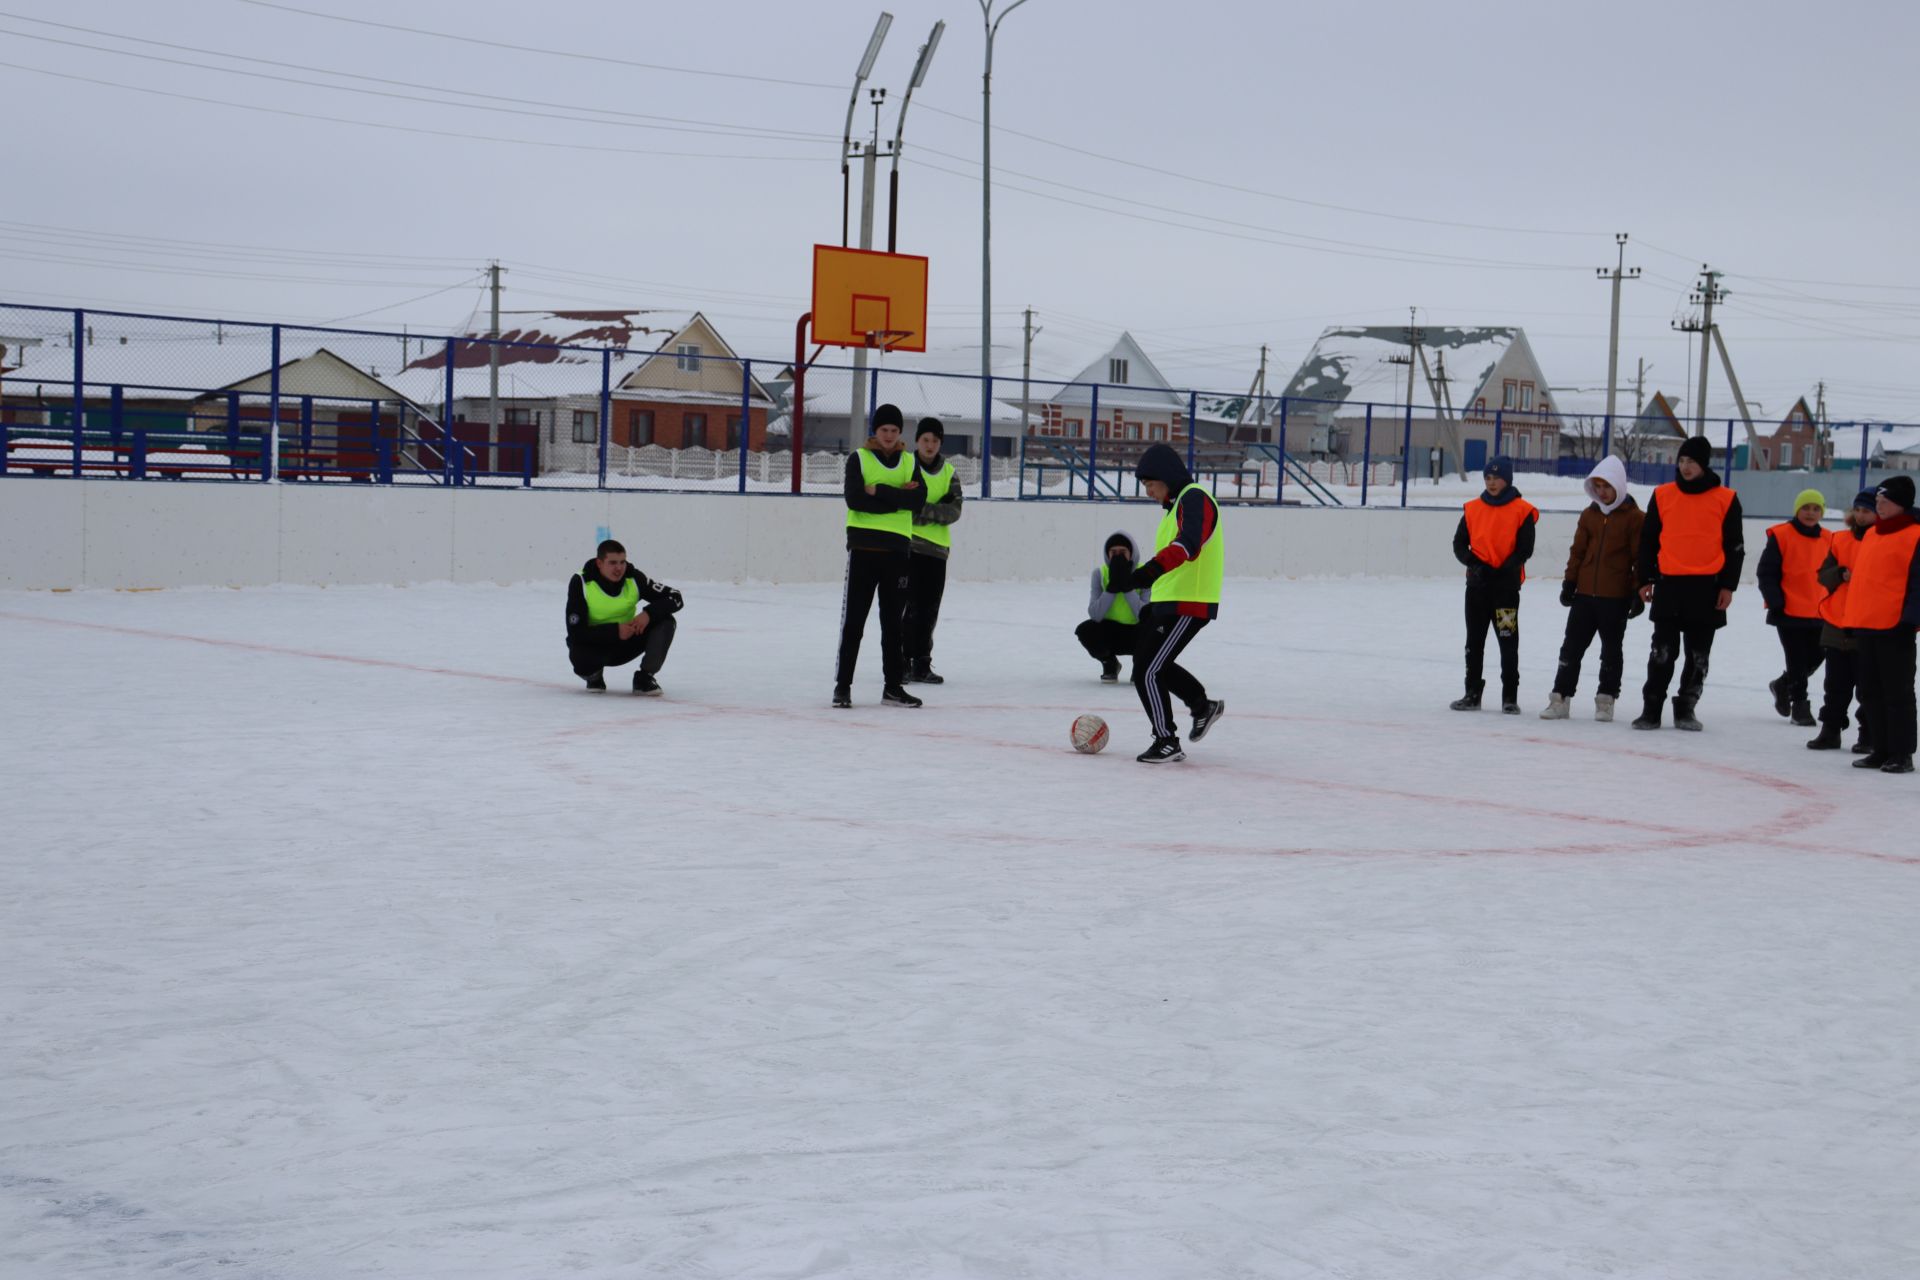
[904,417,964,684]
[565,538,682,694]
[1075,531,1150,682]
[1106,444,1225,763]
[834,403,925,708]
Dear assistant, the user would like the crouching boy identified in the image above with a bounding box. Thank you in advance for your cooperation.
[566,538,682,695]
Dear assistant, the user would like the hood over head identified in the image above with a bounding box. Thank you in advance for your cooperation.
[1134,443,1192,496]
[1103,530,1139,560]
[1584,454,1630,514]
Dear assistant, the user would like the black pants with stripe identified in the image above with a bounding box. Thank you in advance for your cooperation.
[836,546,910,690]
[1855,627,1918,757]
[1132,605,1210,741]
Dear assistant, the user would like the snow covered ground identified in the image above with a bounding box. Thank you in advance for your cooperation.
[3,577,1916,1280]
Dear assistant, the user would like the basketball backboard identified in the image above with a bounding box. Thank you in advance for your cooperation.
[810,245,929,352]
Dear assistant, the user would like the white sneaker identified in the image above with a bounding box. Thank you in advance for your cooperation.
[1539,693,1570,720]
[1595,694,1616,723]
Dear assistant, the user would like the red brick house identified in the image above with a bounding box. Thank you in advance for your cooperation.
[609,314,776,452]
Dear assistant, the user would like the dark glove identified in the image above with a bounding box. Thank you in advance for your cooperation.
[1627,595,1645,620]
[1464,562,1487,587]
[1559,581,1577,607]
[660,587,684,614]
[1133,560,1164,589]
[1105,558,1134,593]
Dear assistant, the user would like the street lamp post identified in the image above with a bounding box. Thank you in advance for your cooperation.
[978,0,1031,498]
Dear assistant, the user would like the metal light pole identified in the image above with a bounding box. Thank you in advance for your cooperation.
[888,21,945,253]
[849,88,885,441]
[1595,233,1638,457]
[841,13,893,248]
[978,0,1031,497]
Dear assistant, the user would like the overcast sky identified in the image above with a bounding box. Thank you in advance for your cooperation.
[5,0,1918,421]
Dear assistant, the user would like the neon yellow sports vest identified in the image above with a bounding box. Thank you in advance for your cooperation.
[1099,562,1138,625]
[915,460,956,548]
[580,574,638,625]
[1150,484,1224,605]
[845,448,915,539]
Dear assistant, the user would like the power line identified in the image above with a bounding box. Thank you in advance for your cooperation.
[0,217,474,266]
[315,276,489,327]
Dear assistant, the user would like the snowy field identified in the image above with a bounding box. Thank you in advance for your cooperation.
[3,576,1917,1280]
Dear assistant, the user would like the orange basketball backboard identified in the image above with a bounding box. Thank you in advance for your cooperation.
[811,245,929,352]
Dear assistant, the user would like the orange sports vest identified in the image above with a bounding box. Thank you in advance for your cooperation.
[1766,522,1833,620]
[1463,496,1540,582]
[1819,529,1864,627]
[1841,523,1920,631]
[1653,482,1736,577]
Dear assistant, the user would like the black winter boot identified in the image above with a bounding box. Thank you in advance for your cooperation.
[1100,657,1122,683]
[910,660,945,685]
[1449,682,1485,712]
[1631,700,1662,730]
[1790,697,1816,727]
[1806,724,1844,750]
[1768,676,1792,718]
[1671,698,1703,731]
[1854,750,1892,769]
[1881,754,1915,774]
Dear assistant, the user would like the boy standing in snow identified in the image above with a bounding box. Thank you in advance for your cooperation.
[834,403,925,709]
[565,539,681,695]
[1808,490,1880,752]
[1075,531,1150,682]
[1450,456,1539,714]
[1542,455,1643,722]
[903,417,962,685]
[1756,489,1834,727]
[1841,475,1920,774]
[1107,444,1225,764]
[1632,435,1745,731]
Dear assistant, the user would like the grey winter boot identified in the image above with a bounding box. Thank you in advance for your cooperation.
[1790,697,1816,727]
[1671,698,1703,731]
[1540,693,1570,720]
[1595,694,1616,723]
[1631,699,1662,730]
[1450,681,1485,712]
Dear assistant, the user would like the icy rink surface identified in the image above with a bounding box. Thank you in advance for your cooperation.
[2,576,1916,1280]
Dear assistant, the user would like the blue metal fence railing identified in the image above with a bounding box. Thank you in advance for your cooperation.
[3,299,1913,502]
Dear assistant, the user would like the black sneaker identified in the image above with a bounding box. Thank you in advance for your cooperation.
[1790,698,1816,727]
[1136,736,1185,763]
[1768,676,1791,718]
[832,686,852,709]
[1881,755,1915,774]
[911,662,945,685]
[1501,701,1521,715]
[1807,725,1843,750]
[633,671,662,697]
[881,685,923,708]
[583,669,607,692]
[1851,737,1872,755]
[1099,658,1122,683]
[1854,752,1891,770]
[1189,699,1225,742]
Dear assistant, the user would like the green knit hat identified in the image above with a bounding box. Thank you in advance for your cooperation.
[1794,488,1826,514]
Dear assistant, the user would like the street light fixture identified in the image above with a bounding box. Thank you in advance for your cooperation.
[888,20,945,253]
[977,0,1031,496]
[841,11,893,247]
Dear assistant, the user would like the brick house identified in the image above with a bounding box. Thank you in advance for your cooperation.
[1754,397,1830,470]
[608,313,776,452]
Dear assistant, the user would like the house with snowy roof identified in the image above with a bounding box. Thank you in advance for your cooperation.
[1281,325,1561,473]
[1033,333,1236,446]
[1753,397,1831,471]
[773,368,1032,455]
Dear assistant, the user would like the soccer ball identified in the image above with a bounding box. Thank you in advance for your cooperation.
[1070,714,1109,754]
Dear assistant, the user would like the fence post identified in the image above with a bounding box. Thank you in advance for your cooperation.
[1275,397,1287,505]
[71,309,84,477]
[1493,409,1503,460]
[1361,403,1374,507]
[1185,390,1198,476]
[267,324,281,482]
[522,440,533,488]
[299,396,313,480]
[1018,428,1026,499]
[131,427,147,480]
[1601,412,1612,460]
[598,348,611,490]
[226,391,241,471]
[1859,423,1871,475]
[1399,399,1414,508]
[737,359,750,495]
[1087,384,1099,497]
[1725,419,1735,475]
[440,339,456,485]
[378,433,393,484]
[982,374,995,498]
[109,384,124,457]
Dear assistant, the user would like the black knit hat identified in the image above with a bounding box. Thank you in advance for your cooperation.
[871,403,904,430]
[1483,456,1514,485]
[1678,435,1713,467]
[1854,488,1881,510]
[915,417,944,441]
[1879,475,1916,509]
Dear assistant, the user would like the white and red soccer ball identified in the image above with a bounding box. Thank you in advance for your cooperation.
[1070,714,1109,754]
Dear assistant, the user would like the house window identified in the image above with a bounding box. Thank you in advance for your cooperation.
[505,407,531,427]
[676,344,702,373]
[1502,381,1517,410]
[1108,358,1129,385]
[1128,422,1141,441]
[571,410,597,443]
[1520,382,1534,411]
[1067,419,1082,437]
[1781,442,1794,467]
[684,412,708,445]
[1514,433,1530,459]
[1760,446,1771,467]
[725,415,743,450]
[628,409,654,446]
[1543,433,1557,460]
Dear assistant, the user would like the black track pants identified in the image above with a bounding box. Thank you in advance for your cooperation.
[836,546,910,689]
[569,614,676,678]
[1464,579,1521,697]
[1817,646,1860,733]
[1773,626,1827,702]
[1132,608,1210,740]
[1642,619,1716,709]
[1076,618,1134,664]
[1855,627,1918,757]
[1552,595,1630,698]
[904,553,948,666]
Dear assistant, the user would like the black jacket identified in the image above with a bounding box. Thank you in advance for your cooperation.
[1636,468,1745,591]
[566,559,681,647]
[843,441,925,553]
[1452,486,1536,587]
[1756,518,1827,628]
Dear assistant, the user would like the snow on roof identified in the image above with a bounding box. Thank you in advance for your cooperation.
[389,307,692,404]
[4,328,341,400]
[1282,326,1521,410]
[1872,424,1920,456]
[1051,332,1186,413]
[795,369,1032,426]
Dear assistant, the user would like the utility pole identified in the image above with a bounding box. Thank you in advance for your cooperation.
[1019,306,1040,445]
[979,0,1033,496]
[1673,265,1724,436]
[1635,358,1647,414]
[486,261,504,449]
[1595,233,1640,442]
[1255,343,1269,438]
[848,89,890,442]
[1815,379,1829,467]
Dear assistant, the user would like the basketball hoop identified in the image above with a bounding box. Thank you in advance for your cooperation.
[865,328,915,353]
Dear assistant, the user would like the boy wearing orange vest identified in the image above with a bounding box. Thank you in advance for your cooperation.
[1843,475,1920,774]
[1450,456,1539,714]
[1756,489,1834,727]
[1632,435,1745,731]
[1809,490,1881,751]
